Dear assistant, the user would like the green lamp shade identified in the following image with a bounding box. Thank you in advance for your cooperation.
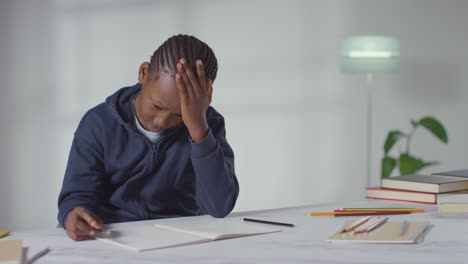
[341,35,400,74]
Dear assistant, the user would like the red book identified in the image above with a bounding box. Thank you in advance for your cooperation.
[366,187,437,204]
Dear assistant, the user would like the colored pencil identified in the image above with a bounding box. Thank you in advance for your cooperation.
[0,230,9,238]
[342,207,417,210]
[309,211,412,217]
[354,217,388,234]
[340,216,372,233]
[334,209,424,213]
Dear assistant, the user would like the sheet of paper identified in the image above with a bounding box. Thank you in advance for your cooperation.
[96,224,210,251]
[154,218,281,240]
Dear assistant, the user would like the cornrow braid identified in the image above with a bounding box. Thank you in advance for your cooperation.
[149,34,218,81]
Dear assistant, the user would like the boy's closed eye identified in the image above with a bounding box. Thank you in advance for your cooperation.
[153,104,182,117]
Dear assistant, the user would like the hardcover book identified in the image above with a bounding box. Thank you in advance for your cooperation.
[381,174,468,193]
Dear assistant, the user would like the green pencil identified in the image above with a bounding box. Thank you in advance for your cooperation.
[342,207,417,210]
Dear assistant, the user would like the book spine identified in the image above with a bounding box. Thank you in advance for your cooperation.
[365,196,436,205]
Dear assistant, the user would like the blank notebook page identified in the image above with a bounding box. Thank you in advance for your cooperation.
[96,224,210,251]
[154,218,281,240]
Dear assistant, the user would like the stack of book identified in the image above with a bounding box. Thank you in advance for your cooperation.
[366,170,468,205]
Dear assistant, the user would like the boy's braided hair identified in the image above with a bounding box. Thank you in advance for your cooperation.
[149,34,218,81]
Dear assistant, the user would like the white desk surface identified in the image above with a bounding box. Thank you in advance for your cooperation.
[6,200,468,263]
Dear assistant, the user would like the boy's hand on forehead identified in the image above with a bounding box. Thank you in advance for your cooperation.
[176,58,213,143]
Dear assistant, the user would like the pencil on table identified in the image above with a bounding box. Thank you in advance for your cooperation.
[309,211,412,217]
[340,216,372,233]
[354,217,388,234]
[0,230,9,238]
[336,209,424,213]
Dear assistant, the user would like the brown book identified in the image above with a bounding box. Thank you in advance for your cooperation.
[366,187,437,204]
[381,174,468,193]
[438,203,468,213]
[0,240,22,264]
[437,191,468,213]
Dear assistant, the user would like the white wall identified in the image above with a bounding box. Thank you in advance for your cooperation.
[0,0,467,231]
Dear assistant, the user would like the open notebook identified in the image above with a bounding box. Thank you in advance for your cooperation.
[96,218,281,251]
[327,220,430,244]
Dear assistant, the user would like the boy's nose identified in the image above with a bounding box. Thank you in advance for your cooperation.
[158,113,179,129]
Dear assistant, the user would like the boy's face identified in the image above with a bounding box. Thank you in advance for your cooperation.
[137,62,183,132]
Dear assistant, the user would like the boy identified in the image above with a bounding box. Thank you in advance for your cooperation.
[57,35,239,241]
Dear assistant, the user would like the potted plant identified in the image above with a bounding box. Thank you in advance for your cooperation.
[381,116,448,178]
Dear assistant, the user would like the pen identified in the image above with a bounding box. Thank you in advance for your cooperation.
[400,220,409,236]
[242,218,295,227]
[95,228,115,238]
[24,248,51,264]
[97,229,113,236]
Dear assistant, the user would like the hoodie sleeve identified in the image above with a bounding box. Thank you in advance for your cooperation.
[190,114,239,218]
[57,112,105,228]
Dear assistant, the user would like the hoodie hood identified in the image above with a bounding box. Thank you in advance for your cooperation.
[105,83,141,127]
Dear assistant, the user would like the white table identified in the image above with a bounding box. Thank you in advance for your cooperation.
[8,200,468,263]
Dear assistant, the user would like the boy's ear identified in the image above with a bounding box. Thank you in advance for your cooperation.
[138,62,150,84]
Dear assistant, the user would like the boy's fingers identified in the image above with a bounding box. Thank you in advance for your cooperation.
[71,232,90,241]
[75,208,101,230]
[206,79,213,102]
[67,229,85,241]
[74,218,95,237]
[196,60,206,91]
[180,59,201,96]
[177,62,195,98]
[176,74,188,102]
[66,220,95,241]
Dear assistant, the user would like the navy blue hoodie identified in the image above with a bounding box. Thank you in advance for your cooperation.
[57,83,239,227]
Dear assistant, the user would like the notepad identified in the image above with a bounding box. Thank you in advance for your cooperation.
[327,220,430,244]
[0,240,22,264]
[97,218,281,251]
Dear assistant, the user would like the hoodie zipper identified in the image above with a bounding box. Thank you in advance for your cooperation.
[152,144,157,160]
[126,120,182,163]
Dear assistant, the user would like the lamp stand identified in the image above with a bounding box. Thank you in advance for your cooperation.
[366,73,373,187]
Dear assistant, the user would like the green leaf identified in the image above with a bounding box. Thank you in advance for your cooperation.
[381,156,397,178]
[416,116,448,143]
[399,154,439,175]
[383,130,404,154]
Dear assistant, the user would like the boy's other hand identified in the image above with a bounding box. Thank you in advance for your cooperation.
[176,58,213,143]
[65,207,102,241]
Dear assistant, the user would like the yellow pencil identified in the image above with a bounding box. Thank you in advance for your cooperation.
[0,230,9,238]
[309,212,336,216]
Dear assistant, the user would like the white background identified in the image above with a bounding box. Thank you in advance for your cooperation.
[0,0,467,231]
